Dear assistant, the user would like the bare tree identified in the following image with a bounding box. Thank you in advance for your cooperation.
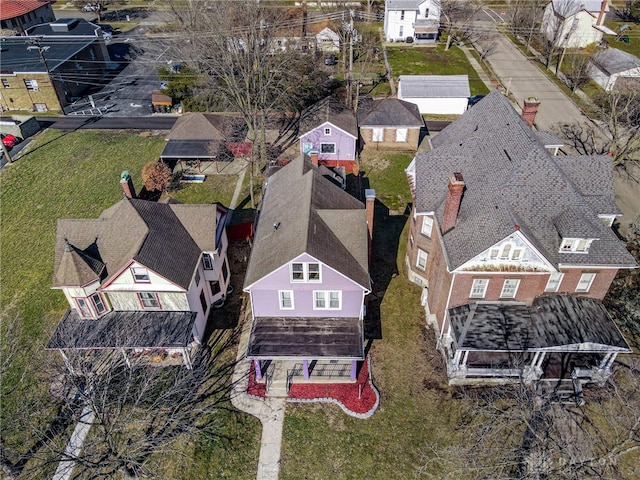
[509,0,546,50]
[563,53,591,92]
[556,89,640,168]
[418,367,640,479]
[436,0,480,50]
[464,24,499,61]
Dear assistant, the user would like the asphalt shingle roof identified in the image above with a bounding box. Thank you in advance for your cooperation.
[398,75,470,98]
[357,98,424,128]
[413,90,636,270]
[298,97,358,138]
[244,154,370,290]
[590,48,640,75]
[54,199,217,290]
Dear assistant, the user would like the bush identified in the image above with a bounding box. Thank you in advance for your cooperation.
[141,161,172,192]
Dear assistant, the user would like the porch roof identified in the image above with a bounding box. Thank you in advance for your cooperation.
[160,139,224,160]
[448,295,630,353]
[46,309,197,350]
[247,316,364,359]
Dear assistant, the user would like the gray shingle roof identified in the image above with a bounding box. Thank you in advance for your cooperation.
[54,199,217,290]
[398,75,470,98]
[244,154,370,290]
[590,48,640,75]
[357,98,424,128]
[386,0,424,10]
[535,130,564,148]
[166,113,233,141]
[448,296,630,352]
[413,90,636,269]
[299,97,358,138]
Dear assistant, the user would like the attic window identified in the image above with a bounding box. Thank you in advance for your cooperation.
[132,267,150,282]
[560,238,592,253]
[324,127,331,135]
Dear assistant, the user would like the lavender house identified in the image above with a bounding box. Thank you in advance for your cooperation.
[243,154,374,386]
[298,97,358,174]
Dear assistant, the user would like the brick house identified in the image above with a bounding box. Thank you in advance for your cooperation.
[357,98,425,151]
[405,90,636,387]
[0,0,56,35]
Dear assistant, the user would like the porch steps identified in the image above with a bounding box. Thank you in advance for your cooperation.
[536,379,585,407]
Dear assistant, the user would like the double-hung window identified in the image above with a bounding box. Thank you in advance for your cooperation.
[314,291,341,309]
[372,128,384,142]
[75,297,92,317]
[416,249,428,271]
[202,254,213,270]
[139,292,160,309]
[279,290,294,310]
[291,262,321,282]
[500,279,520,299]
[545,272,564,292]
[576,273,596,293]
[470,279,489,298]
[421,216,433,237]
[91,293,107,315]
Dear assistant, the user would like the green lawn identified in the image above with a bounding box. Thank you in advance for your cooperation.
[0,128,260,478]
[604,20,640,58]
[386,44,490,96]
[279,151,466,479]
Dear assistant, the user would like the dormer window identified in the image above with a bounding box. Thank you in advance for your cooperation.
[560,238,592,253]
[132,267,150,282]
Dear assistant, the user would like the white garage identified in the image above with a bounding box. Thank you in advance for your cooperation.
[589,48,640,92]
[397,75,470,115]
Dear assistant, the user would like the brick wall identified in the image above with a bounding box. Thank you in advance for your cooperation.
[0,73,60,112]
[360,126,420,150]
[559,267,618,300]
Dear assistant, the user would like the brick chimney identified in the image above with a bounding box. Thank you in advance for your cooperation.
[309,150,319,167]
[521,97,540,128]
[120,171,136,199]
[365,189,376,264]
[441,173,464,234]
[597,0,607,26]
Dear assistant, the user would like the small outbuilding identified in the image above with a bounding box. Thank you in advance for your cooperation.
[397,75,470,115]
[589,48,640,92]
[357,98,425,150]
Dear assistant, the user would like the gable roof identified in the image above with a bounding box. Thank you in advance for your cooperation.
[244,154,370,290]
[412,90,635,270]
[386,0,427,10]
[398,75,470,98]
[53,199,217,290]
[550,0,608,17]
[0,0,55,21]
[357,98,424,128]
[590,48,640,75]
[299,97,358,138]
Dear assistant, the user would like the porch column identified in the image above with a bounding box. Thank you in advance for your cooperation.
[59,350,74,375]
[606,353,618,369]
[598,353,613,370]
[351,360,357,381]
[183,347,193,370]
[461,351,469,369]
[254,359,263,380]
[452,350,462,371]
[302,359,310,380]
[535,352,546,369]
[121,349,131,368]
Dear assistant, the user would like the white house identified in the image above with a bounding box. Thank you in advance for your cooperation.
[383,0,440,43]
[397,75,470,115]
[541,0,613,48]
[590,48,640,91]
[46,173,231,369]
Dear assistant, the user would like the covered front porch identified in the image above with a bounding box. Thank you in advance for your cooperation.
[442,295,631,386]
[46,309,199,370]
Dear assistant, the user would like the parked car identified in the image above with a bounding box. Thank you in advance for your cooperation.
[1,134,20,148]
[405,36,414,43]
[467,95,486,108]
[324,53,337,66]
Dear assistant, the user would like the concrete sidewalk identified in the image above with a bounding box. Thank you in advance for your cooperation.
[458,44,493,92]
[230,307,287,480]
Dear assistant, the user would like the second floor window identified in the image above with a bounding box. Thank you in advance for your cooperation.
[470,279,489,298]
[24,79,39,91]
[314,291,341,309]
[91,293,108,315]
[416,249,428,271]
[576,273,596,293]
[291,262,321,282]
[421,216,433,237]
[500,279,520,299]
[545,272,564,292]
[74,297,92,317]
[400,10,405,20]
[139,292,160,309]
[202,254,213,270]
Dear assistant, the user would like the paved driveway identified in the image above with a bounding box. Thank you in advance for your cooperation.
[485,29,591,131]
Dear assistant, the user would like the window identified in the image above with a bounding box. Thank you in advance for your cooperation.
[399,26,404,37]
[324,127,331,135]
[91,293,107,315]
[210,280,221,296]
[396,128,407,142]
[500,244,512,259]
[279,290,294,309]
[320,143,335,154]
[222,259,229,283]
[132,267,150,282]
[24,79,39,91]
[425,8,429,16]
[470,279,489,298]
[1,79,9,88]
[416,249,428,271]
[489,249,499,260]
[372,128,384,142]
[194,269,200,286]
[511,248,522,261]
[400,10,405,20]
[139,292,160,308]
[576,273,596,293]
[500,279,520,298]
[75,297,91,317]
[545,272,564,292]
[291,262,321,282]
[199,290,207,313]
[314,291,341,309]
[202,254,213,270]
[560,238,592,253]
[421,216,433,237]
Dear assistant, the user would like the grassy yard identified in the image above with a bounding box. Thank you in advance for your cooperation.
[279,151,467,479]
[604,20,640,58]
[0,128,260,478]
[385,44,491,96]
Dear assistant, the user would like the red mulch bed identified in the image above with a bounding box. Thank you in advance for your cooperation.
[287,359,378,416]
[247,361,266,398]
